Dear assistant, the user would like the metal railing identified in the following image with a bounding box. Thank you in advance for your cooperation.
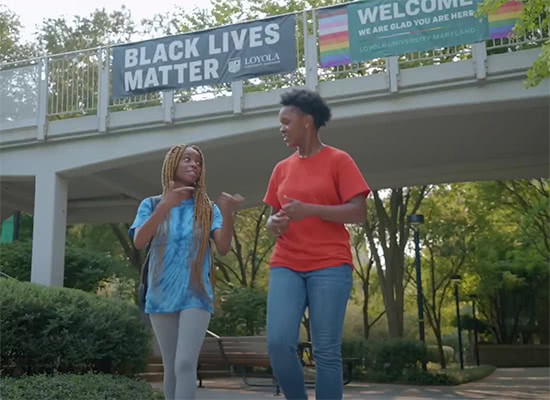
[47,50,100,117]
[0,6,547,131]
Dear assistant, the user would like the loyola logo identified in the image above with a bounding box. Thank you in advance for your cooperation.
[228,58,241,73]
[244,53,281,67]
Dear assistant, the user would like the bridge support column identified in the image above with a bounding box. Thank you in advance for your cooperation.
[31,172,68,286]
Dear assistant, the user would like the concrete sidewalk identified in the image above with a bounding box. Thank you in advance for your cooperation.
[153,368,549,399]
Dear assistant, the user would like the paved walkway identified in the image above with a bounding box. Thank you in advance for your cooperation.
[152,368,549,399]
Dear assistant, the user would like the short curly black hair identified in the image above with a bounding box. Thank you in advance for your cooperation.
[280,89,332,129]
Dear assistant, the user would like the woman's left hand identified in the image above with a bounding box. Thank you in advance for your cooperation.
[282,195,312,220]
[217,192,244,214]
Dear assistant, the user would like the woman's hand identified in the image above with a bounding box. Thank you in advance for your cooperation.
[212,193,244,256]
[268,209,290,236]
[216,192,244,215]
[281,195,312,221]
[161,181,195,208]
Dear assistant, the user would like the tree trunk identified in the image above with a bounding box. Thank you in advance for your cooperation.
[435,329,447,369]
[365,187,427,338]
[362,280,370,340]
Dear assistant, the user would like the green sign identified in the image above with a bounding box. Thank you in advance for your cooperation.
[348,0,489,62]
[1,216,14,243]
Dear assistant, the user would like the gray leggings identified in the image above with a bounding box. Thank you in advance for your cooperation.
[149,308,211,400]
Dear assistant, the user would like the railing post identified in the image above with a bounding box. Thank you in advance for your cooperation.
[162,91,175,123]
[385,56,399,93]
[231,81,244,114]
[36,57,48,140]
[97,48,110,133]
[472,41,487,80]
[304,10,319,91]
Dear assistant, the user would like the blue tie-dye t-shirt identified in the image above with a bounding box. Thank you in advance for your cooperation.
[129,197,222,314]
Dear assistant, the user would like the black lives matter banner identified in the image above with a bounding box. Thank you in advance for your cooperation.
[112,15,296,98]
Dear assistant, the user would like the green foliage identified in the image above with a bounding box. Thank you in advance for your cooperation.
[213,205,274,289]
[478,0,549,87]
[0,372,163,400]
[416,184,479,367]
[403,368,455,385]
[0,5,35,62]
[341,336,369,377]
[364,186,429,338]
[0,279,151,376]
[0,240,131,293]
[209,287,267,336]
[460,314,490,334]
[36,7,137,54]
[443,364,496,384]
[467,180,549,343]
[364,338,427,381]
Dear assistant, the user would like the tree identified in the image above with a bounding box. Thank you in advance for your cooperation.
[364,187,428,338]
[470,179,549,344]
[349,224,385,340]
[209,286,268,336]
[35,7,137,54]
[213,205,274,288]
[0,5,35,63]
[415,184,477,368]
[493,179,549,256]
[478,0,549,87]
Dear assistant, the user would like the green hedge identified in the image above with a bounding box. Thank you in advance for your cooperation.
[0,279,151,376]
[365,338,427,382]
[0,240,128,292]
[209,287,267,336]
[0,372,163,400]
[341,336,368,377]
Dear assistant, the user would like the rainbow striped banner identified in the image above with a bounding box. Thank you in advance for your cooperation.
[319,6,350,68]
[488,1,523,39]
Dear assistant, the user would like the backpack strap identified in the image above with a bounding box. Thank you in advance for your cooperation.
[150,195,162,211]
[140,195,163,292]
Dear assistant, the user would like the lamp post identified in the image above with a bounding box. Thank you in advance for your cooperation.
[407,213,426,371]
[469,294,480,366]
[451,274,464,370]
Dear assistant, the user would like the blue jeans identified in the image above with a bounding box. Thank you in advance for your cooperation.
[266,265,353,400]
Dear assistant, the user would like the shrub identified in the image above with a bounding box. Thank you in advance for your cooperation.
[341,336,368,377]
[403,368,455,385]
[0,372,163,400]
[0,279,151,376]
[0,240,128,292]
[426,344,454,365]
[209,287,267,336]
[365,338,427,381]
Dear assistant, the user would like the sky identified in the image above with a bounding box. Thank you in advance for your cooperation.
[3,0,209,41]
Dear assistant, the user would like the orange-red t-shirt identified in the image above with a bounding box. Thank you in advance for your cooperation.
[263,145,370,271]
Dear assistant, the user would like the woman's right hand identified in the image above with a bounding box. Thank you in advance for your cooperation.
[269,210,290,237]
[161,181,195,208]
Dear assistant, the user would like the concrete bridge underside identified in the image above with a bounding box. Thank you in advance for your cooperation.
[1,77,548,224]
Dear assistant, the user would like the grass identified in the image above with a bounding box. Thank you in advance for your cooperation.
[442,364,497,384]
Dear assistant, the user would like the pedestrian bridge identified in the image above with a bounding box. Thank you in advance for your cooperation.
[0,8,548,286]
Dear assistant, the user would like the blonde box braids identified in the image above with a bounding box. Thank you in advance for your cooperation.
[152,144,214,299]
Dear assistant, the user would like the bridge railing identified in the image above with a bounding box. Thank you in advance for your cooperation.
[0,7,547,135]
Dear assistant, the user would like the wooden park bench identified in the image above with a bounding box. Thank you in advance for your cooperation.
[197,331,281,395]
[197,331,357,395]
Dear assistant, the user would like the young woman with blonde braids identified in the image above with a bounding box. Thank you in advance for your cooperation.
[129,144,242,400]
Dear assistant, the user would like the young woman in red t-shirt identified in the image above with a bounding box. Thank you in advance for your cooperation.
[263,89,370,399]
